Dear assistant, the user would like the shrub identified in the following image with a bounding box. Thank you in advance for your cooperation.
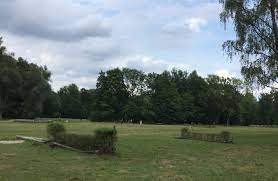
[219,131,231,143]
[207,134,217,142]
[191,132,202,140]
[196,133,202,140]
[54,126,117,154]
[191,132,197,139]
[94,127,117,140]
[47,122,66,140]
[202,133,211,141]
[56,133,96,151]
[181,128,190,138]
[94,127,117,153]
[179,129,233,144]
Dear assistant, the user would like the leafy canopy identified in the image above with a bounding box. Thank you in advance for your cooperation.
[220,0,278,89]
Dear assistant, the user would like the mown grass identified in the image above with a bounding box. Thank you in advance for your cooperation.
[0,121,277,181]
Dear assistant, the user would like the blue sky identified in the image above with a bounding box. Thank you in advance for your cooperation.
[0,0,242,90]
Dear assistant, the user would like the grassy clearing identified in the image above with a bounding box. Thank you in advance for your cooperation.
[0,121,277,181]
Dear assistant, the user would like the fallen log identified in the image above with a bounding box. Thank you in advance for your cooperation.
[16,135,49,143]
[50,142,98,154]
[16,135,98,154]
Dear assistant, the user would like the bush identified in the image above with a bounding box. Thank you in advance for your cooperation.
[180,128,190,138]
[56,133,96,151]
[47,122,66,140]
[207,134,217,142]
[219,131,231,143]
[94,127,117,153]
[179,129,233,143]
[54,126,117,154]
[192,133,202,140]
[94,127,117,140]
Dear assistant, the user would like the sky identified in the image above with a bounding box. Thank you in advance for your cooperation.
[0,0,242,91]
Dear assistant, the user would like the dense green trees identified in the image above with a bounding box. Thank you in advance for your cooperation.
[0,37,277,125]
[239,92,258,126]
[257,91,278,125]
[58,84,83,118]
[206,75,240,125]
[90,69,129,121]
[88,68,277,125]
[149,71,183,124]
[0,38,52,119]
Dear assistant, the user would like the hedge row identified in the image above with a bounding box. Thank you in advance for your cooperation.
[180,128,233,143]
[249,125,278,128]
[47,122,117,154]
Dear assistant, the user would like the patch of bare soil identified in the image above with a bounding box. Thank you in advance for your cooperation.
[0,140,25,144]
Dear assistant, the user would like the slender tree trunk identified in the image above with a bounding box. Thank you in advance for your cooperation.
[0,96,3,120]
[269,0,278,51]
[226,111,231,126]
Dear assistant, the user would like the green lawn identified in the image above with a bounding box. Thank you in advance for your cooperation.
[0,121,277,181]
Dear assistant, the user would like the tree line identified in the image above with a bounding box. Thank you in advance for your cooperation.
[0,38,277,125]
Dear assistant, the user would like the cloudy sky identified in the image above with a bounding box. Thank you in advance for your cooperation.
[0,0,241,90]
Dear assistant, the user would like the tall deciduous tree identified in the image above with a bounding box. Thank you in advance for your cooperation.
[0,38,53,119]
[17,58,52,118]
[149,71,183,124]
[239,92,258,125]
[80,88,96,118]
[0,58,22,119]
[187,71,209,123]
[58,84,82,118]
[91,69,128,122]
[220,0,278,88]
[42,91,61,118]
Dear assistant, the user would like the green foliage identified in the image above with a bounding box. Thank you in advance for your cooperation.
[80,88,96,118]
[219,0,278,88]
[257,92,278,125]
[0,38,53,119]
[0,37,277,125]
[47,122,66,140]
[56,133,97,152]
[180,128,190,138]
[58,84,83,119]
[207,134,217,142]
[42,91,61,118]
[94,127,117,153]
[149,71,183,124]
[219,131,232,143]
[54,126,117,154]
[91,69,129,122]
[94,127,117,139]
[1,122,278,180]
[239,92,257,126]
[54,68,277,126]
[206,75,242,125]
[180,129,232,143]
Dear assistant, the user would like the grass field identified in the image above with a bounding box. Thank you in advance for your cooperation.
[0,121,278,181]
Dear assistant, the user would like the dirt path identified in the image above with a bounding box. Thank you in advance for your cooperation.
[0,140,25,144]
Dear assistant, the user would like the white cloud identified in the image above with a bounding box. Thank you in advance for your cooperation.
[162,17,207,35]
[0,0,240,91]
[52,76,97,91]
[123,55,189,73]
[186,17,207,32]
[0,0,111,41]
[162,21,187,35]
[215,69,237,78]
